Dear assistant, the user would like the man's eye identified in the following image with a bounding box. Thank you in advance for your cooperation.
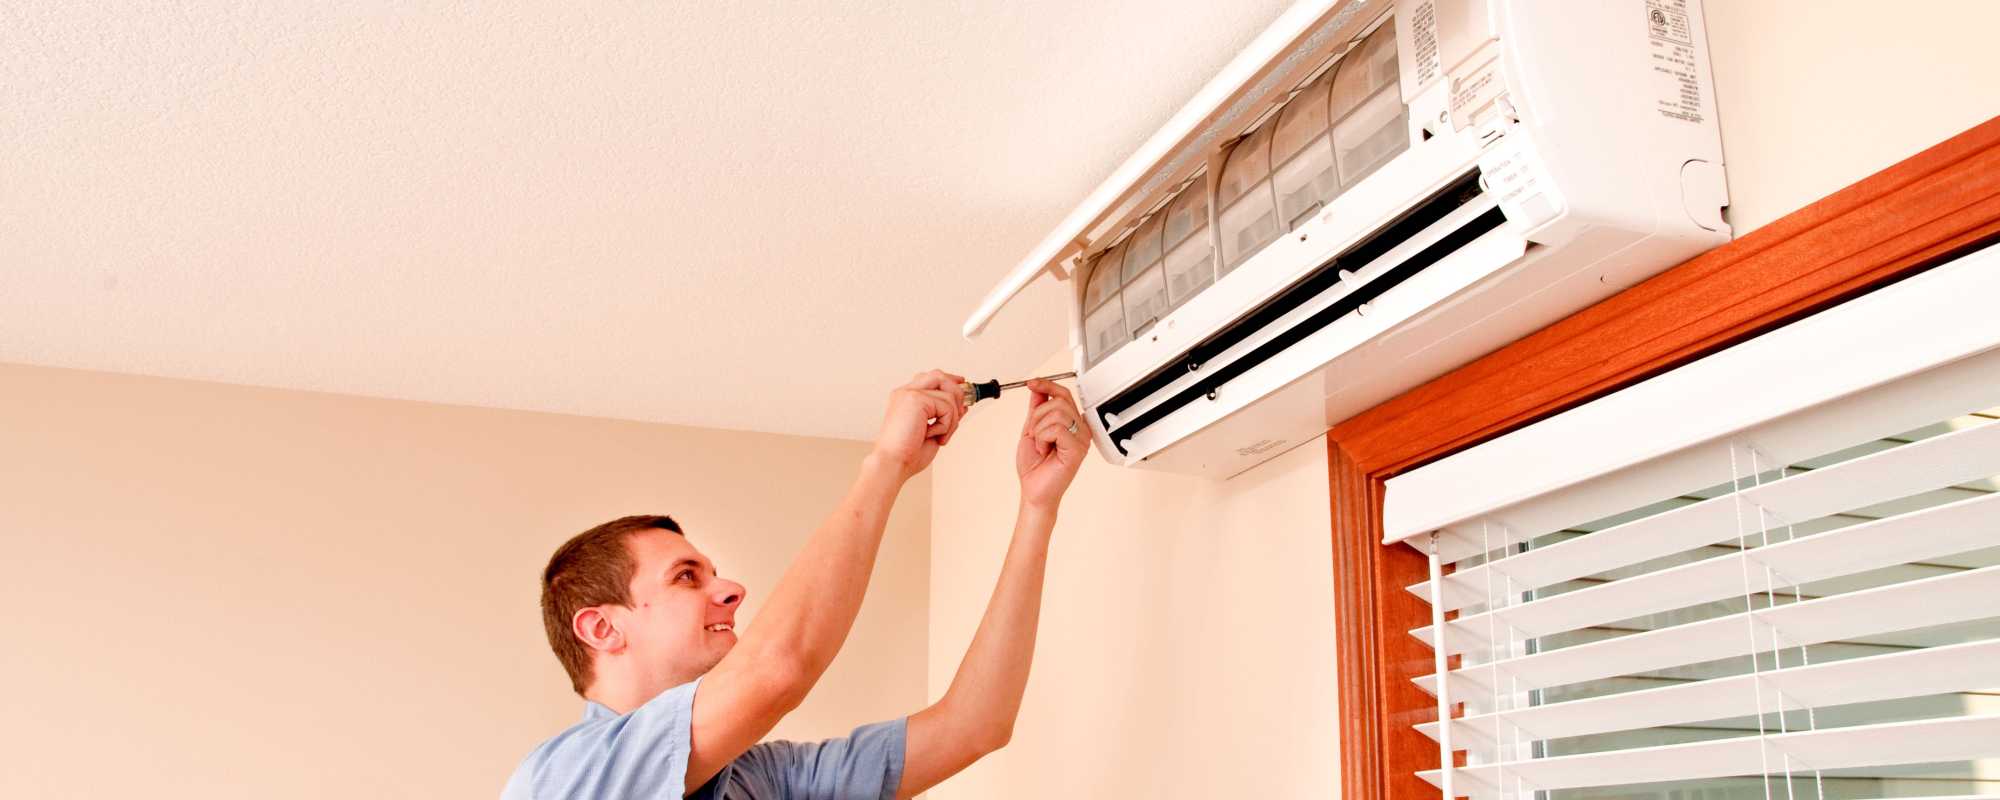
[676,570,697,583]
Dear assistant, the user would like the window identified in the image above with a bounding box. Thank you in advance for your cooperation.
[1382,247,2000,799]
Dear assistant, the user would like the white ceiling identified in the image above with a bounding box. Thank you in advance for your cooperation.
[1,1,1291,440]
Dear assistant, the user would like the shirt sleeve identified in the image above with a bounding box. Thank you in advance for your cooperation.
[724,717,908,800]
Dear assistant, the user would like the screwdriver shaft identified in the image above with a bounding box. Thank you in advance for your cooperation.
[962,371,1078,407]
[998,371,1076,390]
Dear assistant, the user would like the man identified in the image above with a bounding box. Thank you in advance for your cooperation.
[504,370,1089,799]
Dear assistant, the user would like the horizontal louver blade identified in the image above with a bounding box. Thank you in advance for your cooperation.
[1414,563,2000,697]
[1409,417,2000,613]
[1416,637,2000,745]
[1417,715,2000,798]
[1411,488,2000,653]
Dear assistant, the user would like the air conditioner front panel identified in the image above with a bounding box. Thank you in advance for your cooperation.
[1097,176,1499,458]
[1123,215,1529,475]
[1075,129,1486,411]
[970,0,1731,477]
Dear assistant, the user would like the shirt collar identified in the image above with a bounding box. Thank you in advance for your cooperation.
[580,677,702,721]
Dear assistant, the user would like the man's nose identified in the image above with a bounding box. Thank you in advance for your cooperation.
[713,580,745,607]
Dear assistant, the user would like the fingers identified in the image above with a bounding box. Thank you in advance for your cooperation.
[1025,378,1075,405]
[1021,377,1082,431]
[1022,391,1086,458]
[905,369,967,392]
[1031,413,1089,456]
[915,389,961,439]
[942,386,968,446]
[1025,394,1071,433]
[902,369,968,446]
[923,394,952,439]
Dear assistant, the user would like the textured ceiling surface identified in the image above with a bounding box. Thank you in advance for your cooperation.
[1,1,1290,440]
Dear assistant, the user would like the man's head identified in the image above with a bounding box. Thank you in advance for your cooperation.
[540,515,747,699]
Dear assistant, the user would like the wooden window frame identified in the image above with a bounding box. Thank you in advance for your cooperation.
[1326,116,2000,799]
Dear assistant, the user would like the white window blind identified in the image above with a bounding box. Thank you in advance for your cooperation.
[1382,242,2000,800]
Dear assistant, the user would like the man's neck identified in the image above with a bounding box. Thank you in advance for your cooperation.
[584,664,701,715]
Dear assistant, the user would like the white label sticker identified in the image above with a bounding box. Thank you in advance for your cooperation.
[1412,0,1440,89]
[1479,138,1538,207]
[1646,0,1704,124]
[1479,134,1562,232]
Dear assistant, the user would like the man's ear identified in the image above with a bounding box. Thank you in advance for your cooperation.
[572,606,625,655]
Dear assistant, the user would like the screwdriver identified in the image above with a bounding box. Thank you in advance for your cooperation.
[961,372,1077,407]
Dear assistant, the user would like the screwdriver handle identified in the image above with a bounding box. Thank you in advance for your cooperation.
[960,372,1077,407]
[962,379,1003,407]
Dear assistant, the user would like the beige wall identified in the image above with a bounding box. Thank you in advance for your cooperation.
[1707,0,2000,234]
[923,4,2000,798]
[0,363,929,799]
[6,4,1993,799]
[926,353,1335,799]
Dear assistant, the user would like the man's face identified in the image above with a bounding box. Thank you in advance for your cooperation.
[614,530,746,680]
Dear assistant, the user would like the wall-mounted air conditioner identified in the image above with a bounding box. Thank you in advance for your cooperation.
[963,0,1730,478]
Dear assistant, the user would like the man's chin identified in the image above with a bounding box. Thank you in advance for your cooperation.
[700,641,734,672]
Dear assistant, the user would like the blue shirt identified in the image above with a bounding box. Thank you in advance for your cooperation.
[503,678,907,800]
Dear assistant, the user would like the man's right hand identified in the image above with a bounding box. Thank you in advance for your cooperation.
[868,369,967,481]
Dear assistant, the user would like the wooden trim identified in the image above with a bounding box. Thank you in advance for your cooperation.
[1328,443,1383,798]
[1327,114,2000,799]
[1330,441,1437,798]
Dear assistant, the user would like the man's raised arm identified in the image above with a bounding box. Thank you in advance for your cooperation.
[685,370,967,792]
[898,379,1088,798]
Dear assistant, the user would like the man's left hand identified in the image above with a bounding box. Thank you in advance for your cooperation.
[1014,379,1088,511]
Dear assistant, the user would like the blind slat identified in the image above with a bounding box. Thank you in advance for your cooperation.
[1415,564,2000,698]
[1417,637,2000,746]
[1419,715,2000,798]
[1411,417,2000,613]
[1413,490,2000,653]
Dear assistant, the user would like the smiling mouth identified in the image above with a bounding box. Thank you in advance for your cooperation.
[705,623,734,633]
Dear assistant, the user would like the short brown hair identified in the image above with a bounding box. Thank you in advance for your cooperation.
[541,515,683,695]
